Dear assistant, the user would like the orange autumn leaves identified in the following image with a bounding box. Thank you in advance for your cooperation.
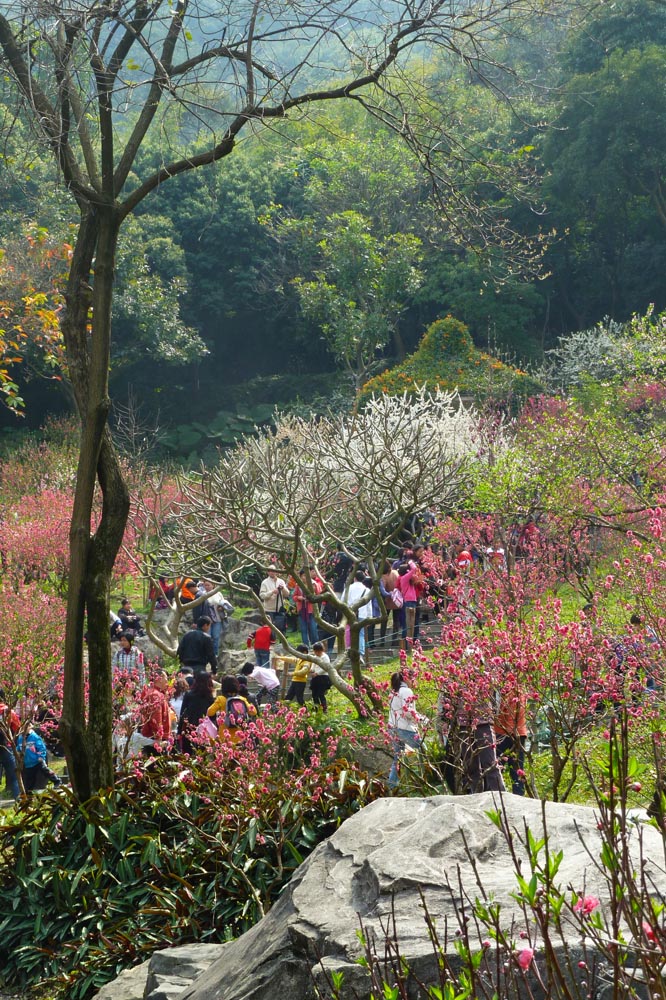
[0,226,72,411]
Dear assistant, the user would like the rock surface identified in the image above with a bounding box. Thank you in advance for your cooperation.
[179,793,663,1000]
[97,794,664,1000]
[94,944,228,1000]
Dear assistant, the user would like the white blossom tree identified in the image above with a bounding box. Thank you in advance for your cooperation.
[148,389,505,713]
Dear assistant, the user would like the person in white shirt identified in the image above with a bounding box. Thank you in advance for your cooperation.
[387,671,422,788]
[259,566,288,631]
[346,570,373,656]
[203,580,233,656]
[310,641,332,712]
[241,660,280,707]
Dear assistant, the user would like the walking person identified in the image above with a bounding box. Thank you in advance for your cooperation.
[387,672,423,789]
[285,645,312,706]
[347,570,373,658]
[177,616,217,674]
[18,724,62,791]
[310,641,332,712]
[241,661,281,708]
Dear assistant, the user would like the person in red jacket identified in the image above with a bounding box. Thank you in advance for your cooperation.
[140,670,171,744]
[0,692,20,799]
[247,624,275,666]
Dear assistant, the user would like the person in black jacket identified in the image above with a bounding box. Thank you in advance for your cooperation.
[177,617,217,674]
[117,598,144,636]
[177,671,215,753]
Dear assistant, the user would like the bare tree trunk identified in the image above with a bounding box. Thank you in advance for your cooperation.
[59,206,129,799]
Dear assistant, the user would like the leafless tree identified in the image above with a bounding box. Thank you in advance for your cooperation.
[0,0,576,795]
[147,390,504,713]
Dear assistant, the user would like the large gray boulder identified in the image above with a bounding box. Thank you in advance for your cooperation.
[178,793,662,1000]
[95,794,663,1000]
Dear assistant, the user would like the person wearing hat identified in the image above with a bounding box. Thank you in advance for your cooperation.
[259,566,288,632]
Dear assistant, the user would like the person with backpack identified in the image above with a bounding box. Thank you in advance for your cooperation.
[201,580,233,657]
[207,676,256,744]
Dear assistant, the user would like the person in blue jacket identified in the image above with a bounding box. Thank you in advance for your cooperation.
[17,725,62,791]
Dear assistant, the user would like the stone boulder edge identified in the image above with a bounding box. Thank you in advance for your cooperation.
[93,944,229,1000]
[177,793,664,1000]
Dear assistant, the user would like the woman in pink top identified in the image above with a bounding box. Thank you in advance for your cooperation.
[398,563,419,643]
[380,561,401,647]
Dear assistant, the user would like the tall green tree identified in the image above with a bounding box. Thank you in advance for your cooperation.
[291,211,423,388]
[541,44,666,327]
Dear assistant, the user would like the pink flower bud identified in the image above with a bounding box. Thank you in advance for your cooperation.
[516,947,534,970]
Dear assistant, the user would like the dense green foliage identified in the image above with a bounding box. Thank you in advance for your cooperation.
[0,751,381,998]
[1,0,665,447]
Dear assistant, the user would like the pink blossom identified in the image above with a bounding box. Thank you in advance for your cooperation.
[516,947,534,971]
[573,896,600,916]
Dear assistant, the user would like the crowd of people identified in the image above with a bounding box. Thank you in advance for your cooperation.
[2,514,660,801]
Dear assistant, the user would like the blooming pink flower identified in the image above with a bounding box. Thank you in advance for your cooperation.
[516,948,534,970]
[573,896,600,916]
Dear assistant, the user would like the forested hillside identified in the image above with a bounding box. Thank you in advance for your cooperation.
[1,0,664,454]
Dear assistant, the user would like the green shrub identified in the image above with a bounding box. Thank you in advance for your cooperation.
[0,744,381,999]
[358,315,542,407]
